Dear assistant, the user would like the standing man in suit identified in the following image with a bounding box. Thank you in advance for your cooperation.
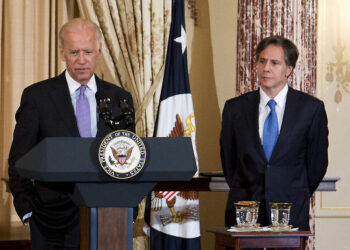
[220,36,328,231]
[8,18,134,249]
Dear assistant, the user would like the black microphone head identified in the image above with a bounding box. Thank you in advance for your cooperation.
[95,91,104,104]
[96,91,110,104]
[120,99,133,112]
[96,91,112,125]
[119,99,134,127]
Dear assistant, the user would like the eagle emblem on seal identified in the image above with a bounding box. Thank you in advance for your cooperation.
[110,146,133,165]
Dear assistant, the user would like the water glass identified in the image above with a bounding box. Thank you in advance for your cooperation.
[234,201,260,227]
[270,202,292,227]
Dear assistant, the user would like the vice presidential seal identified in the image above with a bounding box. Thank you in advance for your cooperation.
[98,130,146,179]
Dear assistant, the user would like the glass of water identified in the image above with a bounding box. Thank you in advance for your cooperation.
[270,202,292,228]
[234,201,260,227]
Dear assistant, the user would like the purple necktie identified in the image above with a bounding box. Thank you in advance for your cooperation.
[76,85,91,137]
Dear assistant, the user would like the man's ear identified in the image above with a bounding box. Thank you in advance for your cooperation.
[286,66,293,78]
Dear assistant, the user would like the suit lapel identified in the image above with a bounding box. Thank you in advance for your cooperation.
[48,72,80,137]
[245,90,267,161]
[270,87,299,161]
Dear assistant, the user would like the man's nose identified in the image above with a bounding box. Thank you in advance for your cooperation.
[263,61,271,71]
[77,52,86,64]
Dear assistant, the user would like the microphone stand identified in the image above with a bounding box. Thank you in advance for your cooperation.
[96,93,134,131]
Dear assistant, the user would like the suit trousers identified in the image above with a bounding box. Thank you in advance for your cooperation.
[30,217,80,250]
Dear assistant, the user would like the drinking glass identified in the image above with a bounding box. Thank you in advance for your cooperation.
[234,201,260,227]
[270,202,292,228]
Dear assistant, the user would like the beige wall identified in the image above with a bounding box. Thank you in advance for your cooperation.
[186,1,237,249]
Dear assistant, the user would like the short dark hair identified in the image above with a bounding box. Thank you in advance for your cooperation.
[255,36,299,68]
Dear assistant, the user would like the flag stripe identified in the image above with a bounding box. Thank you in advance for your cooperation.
[160,191,179,201]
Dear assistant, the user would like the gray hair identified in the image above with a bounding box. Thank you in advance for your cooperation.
[59,18,102,49]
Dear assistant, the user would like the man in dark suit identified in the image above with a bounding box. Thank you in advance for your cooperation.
[8,18,134,249]
[220,36,328,231]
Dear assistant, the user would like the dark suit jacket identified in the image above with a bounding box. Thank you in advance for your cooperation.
[220,87,328,230]
[8,71,134,234]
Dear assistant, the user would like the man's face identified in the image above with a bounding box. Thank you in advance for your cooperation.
[257,45,293,96]
[60,28,101,85]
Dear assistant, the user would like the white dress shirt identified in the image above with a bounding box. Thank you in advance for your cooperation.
[66,71,98,137]
[258,84,289,144]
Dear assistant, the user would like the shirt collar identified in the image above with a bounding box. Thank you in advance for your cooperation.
[259,84,289,108]
[65,70,97,94]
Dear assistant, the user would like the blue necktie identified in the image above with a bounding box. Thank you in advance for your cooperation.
[76,85,91,137]
[263,99,278,161]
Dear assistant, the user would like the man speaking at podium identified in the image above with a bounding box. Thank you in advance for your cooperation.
[8,18,134,249]
[220,36,329,232]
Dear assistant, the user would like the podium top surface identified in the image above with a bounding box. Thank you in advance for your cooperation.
[15,137,197,183]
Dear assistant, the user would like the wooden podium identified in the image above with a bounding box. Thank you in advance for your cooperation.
[15,137,197,250]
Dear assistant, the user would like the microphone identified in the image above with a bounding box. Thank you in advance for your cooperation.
[95,91,113,128]
[96,91,134,131]
[120,99,134,128]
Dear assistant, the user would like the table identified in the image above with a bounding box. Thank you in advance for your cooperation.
[207,227,312,250]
